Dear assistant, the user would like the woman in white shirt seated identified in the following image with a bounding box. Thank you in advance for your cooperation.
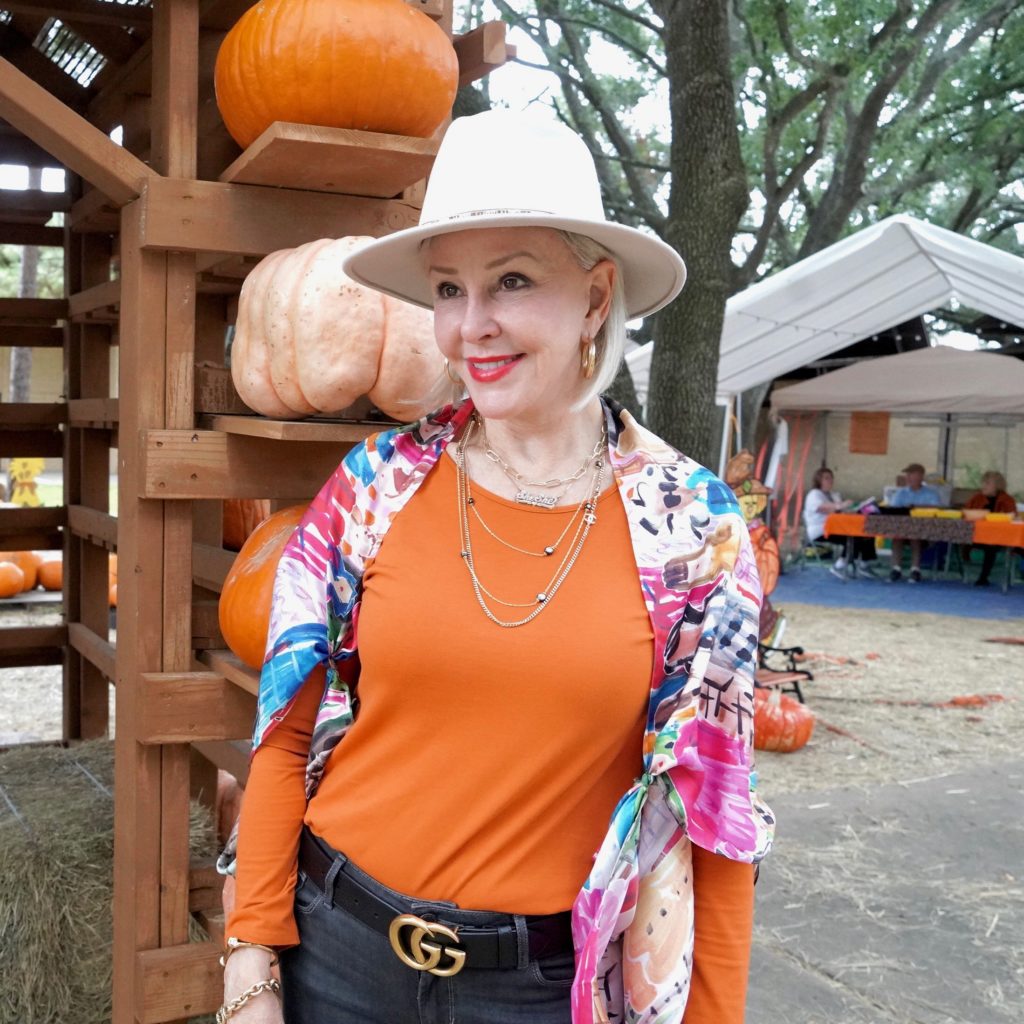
[804,467,876,579]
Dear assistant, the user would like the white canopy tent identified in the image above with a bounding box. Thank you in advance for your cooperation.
[770,346,1024,416]
[626,213,1024,407]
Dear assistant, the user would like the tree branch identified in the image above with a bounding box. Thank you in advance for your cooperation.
[587,0,664,37]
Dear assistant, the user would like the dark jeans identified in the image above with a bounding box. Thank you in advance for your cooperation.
[280,847,574,1024]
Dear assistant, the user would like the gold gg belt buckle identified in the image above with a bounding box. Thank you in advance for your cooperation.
[388,913,467,977]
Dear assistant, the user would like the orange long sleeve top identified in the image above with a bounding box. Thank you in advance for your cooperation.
[229,453,753,1020]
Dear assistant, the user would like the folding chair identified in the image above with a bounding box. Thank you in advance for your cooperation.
[756,597,812,703]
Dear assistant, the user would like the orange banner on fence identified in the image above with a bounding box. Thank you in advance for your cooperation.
[849,411,890,455]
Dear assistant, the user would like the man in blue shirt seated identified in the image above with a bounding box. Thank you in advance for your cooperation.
[888,462,942,583]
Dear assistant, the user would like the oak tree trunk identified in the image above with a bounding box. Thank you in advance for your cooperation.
[647,0,747,467]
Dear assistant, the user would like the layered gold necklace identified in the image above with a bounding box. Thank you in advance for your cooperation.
[455,418,607,628]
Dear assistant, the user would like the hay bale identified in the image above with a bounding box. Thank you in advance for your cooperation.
[0,741,216,1024]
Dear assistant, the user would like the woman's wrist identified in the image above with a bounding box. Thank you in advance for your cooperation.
[223,946,276,998]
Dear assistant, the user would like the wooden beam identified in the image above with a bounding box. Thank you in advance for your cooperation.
[194,364,252,416]
[142,428,346,499]
[0,55,154,206]
[0,22,89,111]
[0,503,63,548]
[67,504,118,549]
[453,22,511,87]
[0,222,64,246]
[0,428,64,458]
[68,277,120,320]
[135,943,221,1023]
[0,190,71,219]
[197,648,259,697]
[137,176,421,257]
[192,541,236,594]
[136,671,255,743]
[70,188,121,233]
[68,621,116,682]
[67,397,118,428]
[0,624,67,650]
[0,402,65,425]
[0,646,65,669]
[188,858,223,914]
[0,298,68,324]
[0,0,152,27]
[191,738,251,786]
[0,325,64,347]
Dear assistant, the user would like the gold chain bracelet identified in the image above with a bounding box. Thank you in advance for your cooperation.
[216,977,281,1023]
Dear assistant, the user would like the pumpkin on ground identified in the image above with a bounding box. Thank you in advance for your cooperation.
[214,0,458,149]
[37,558,62,592]
[0,561,26,598]
[218,505,307,669]
[0,551,41,591]
[223,499,272,552]
[231,236,443,421]
[753,690,815,753]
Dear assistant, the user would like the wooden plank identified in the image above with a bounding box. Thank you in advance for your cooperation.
[188,858,223,914]
[70,188,121,234]
[191,738,252,786]
[197,649,259,698]
[0,646,65,669]
[0,1,153,29]
[0,325,64,348]
[204,414,380,443]
[192,541,236,594]
[0,402,65,425]
[0,298,68,323]
[138,176,421,257]
[194,363,253,416]
[0,190,70,223]
[135,943,221,1023]
[0,505,65,536]
[0,428,64,458]
[454,21,511,87]
[67,504,118,549]
[0,55,154,206]
[143,428,348,499]
[0,624,67,650]
[67,397,118,427]
[218,122,438,198]
[68,278,120,319]
[68,621,117,682]
[191,598,223,648]
[0,222,64,247]
[111,198,166,1024]
[136,671,256,743]
[407,0,445,19]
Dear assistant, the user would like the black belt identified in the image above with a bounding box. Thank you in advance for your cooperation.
[298,828,573,974]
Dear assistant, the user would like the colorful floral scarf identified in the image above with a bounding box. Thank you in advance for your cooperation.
[253,398,774,1023]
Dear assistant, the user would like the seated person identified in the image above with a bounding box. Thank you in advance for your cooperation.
[962,471,1016,587]
[804,467,877,579]
[887,462,941,583]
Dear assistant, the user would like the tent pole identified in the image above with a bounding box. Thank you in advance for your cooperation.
[718,397,733,477]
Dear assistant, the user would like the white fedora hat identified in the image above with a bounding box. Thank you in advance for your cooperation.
[342,110,686,320]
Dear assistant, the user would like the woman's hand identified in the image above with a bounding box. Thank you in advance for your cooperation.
[222,947,284,1023]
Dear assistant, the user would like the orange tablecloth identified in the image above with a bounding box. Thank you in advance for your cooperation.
[825,513,1024,547]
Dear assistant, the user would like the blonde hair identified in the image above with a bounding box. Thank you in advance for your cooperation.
[416,229,628,412]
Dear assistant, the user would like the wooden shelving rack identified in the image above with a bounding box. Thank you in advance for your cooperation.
[0,2,509,1020]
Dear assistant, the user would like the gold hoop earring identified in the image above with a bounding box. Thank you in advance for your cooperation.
[444,358,462,386]
[580,336,597,379]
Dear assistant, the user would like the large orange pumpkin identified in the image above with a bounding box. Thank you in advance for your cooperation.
[214,0,459,149]
[0,550,41,591]
[37,558,63,591]
[0,561,25,598]
[754,691,815,753]
[231,236,443,420]
[223,499,272,552]
[218,505,307,669]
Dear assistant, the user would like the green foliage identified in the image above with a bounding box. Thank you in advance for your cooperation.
[0,243,64,298]
[485,0,1024,282]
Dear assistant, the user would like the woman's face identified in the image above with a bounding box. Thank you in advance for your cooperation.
[425,227,614,428]
[820,471,834,491]
[981,477,999,497]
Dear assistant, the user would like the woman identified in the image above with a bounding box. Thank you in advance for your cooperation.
[963,470,1016,587]
[803,467,876,579]
[220,111,773,1024]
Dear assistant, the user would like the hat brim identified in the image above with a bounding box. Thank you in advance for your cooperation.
[341,213,686,321]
